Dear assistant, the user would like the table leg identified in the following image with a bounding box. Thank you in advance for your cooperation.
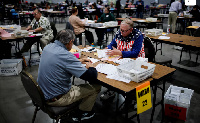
[150,83,158,123]
[161,80,166,123]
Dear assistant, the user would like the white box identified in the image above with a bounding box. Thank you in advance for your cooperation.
[116,60,156,82]
[0,59,22,76]
[164,85,194,119]
[192,22,200,27]
[146,18,157,22]
[145,29,163,36]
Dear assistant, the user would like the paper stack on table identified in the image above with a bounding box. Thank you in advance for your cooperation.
[95,63,117,75]
[97,49,109,58]
[0,29,11,37]
[158,36,170,39]
[114,58,134,64]
[95,63,131,83]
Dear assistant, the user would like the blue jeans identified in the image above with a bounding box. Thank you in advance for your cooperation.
[136,12,143,18]
[95,29,113,43]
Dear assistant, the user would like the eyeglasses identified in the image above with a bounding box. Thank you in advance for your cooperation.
[120,28,131,33]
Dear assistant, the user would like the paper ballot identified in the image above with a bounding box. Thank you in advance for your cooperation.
[95,63,131,83]
[158,36,170,39]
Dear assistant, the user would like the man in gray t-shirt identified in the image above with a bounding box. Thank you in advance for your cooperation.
[37,29,101,121]
[168,0,182,33]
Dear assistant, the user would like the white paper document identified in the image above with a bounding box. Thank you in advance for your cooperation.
[158,36,170,39]
[87,57,99,63]
[97,49,110,58]
[106,74,131,83]
[114,58,134,64]
[95,63,131,83]
[95,63,117,75]
[81,47,97,52]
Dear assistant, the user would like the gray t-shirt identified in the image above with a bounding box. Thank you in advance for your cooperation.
[37,40,87,100]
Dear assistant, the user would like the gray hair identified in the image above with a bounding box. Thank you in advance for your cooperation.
[121,18,134,28]
[56,29,75,45]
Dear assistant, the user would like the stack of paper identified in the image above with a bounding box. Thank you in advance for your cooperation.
[114,58,134,64]
[95,63,131,83]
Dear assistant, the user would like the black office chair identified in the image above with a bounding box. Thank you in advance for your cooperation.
[144,37,171,122]
[66,22,81,46]
[20,70,81,123]
[50,22,57,43]
[144,36,172,66]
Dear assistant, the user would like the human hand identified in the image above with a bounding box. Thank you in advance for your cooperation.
[81,58,92,64]
[106,46,122,56]
[94,20,97,23]
[86,62,94,69]
[28,30,35,32]
[26,27,31,31]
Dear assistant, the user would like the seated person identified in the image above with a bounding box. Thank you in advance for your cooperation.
[128,2,135,8]
[189,5,200,22]
[101,18,145,100]
[110,2,115,9]
[94,7,116,46]
[10,8,19,19]
[90,3,102,20]
[37,29,101,121]
[125,0,130,8]
[69,7,94,45]
[20,8,53,55]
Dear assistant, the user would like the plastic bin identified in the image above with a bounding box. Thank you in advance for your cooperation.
[145,29,163,36]
[164,85,194,121]
[116,60,156,82]
[146,18,157,22]
[192,22,200,27]
[0,59,22,76]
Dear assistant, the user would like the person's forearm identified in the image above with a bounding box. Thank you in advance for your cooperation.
[34,27,43,32]
[26,26,32,30]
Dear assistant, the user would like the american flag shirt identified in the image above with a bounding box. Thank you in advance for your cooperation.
[107,28,145,58]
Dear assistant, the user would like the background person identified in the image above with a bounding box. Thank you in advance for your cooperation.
[20,8,53,54]
[37,29,101,121]
[168,0,182,33]
[116,0,121,18]
[69,7,94,45]
[135,0,144,18]
[95,7,116,46]
[189,5,200,22]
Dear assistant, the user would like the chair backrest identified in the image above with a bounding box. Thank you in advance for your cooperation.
[66,22,80,45]
[194,27,200,37]
[66,22,74,32]
[50,22,57,42]
[20,71,46,111]
[144,36,155,62]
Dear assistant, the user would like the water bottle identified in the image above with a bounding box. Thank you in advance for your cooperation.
[167,25,170,34]
[82,32,86,47]
[76,37,79,46]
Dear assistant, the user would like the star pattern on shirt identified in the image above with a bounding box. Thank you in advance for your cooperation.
[116,28,142,42]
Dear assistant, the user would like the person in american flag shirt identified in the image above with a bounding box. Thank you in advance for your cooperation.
[100,18,145,101]
[106,18,145,58]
